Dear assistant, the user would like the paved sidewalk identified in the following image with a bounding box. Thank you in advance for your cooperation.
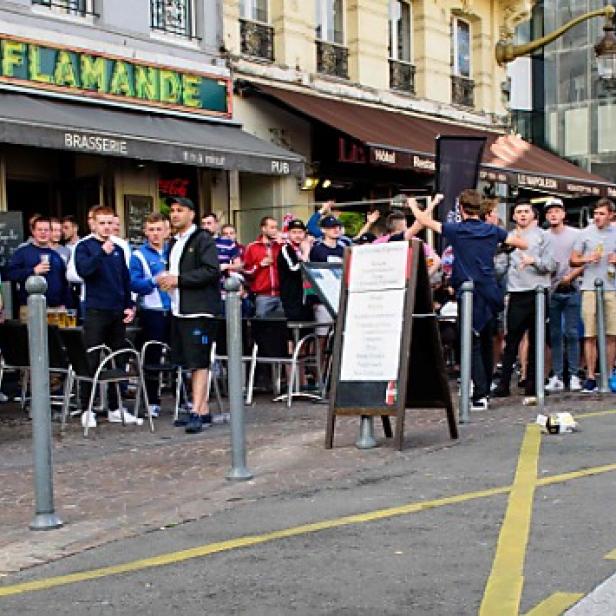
[0,390,612,576]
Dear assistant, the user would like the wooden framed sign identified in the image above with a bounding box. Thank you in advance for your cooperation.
[325,238,458,450]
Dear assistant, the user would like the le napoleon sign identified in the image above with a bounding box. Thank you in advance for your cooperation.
[0,34,230,118]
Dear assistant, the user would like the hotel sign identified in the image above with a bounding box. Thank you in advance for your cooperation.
[335,137,616,197]
[0,33,231,117]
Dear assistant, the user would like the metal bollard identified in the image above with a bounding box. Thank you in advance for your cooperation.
[459,281,474,423]
[355,416,377,449]
[535,286,546,412]
[595,279,610,393]
[26,276,63,531]
[224,277,253,481]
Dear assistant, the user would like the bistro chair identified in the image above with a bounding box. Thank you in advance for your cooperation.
[59,328,153,436]
[139,340,224,421]
[211,317,257,405]
[249,318,321,408]
[0,320,31,412]
[140,340,188,422]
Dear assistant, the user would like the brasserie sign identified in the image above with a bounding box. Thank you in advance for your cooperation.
[0,33,230,117]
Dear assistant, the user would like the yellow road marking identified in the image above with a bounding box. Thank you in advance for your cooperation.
[604,548,616,560]
[523,592,584,616]
[0,484,512,598]
[480,424,542,616]
[2,434,616,598]
[538,462,616,487]
[576,409,616,419]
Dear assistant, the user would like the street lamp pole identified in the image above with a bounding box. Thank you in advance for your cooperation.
[496,4,616,82]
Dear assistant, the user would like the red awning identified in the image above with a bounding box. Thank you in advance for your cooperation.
[253,84,616,198]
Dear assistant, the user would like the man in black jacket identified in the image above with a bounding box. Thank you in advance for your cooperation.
[157,198,221,434]
[277,219,313,321]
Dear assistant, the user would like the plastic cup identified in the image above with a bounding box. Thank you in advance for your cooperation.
[66,310,77,328]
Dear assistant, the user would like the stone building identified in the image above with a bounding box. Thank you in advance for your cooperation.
[223,0,615,239]
[0,0,302,242]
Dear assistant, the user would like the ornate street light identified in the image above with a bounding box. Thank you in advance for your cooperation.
[595,11,616,85]
[496,5,616,88]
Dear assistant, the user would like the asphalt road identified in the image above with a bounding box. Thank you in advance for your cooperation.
[2,409,616,615]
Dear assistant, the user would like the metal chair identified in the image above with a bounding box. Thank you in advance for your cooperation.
[249,318,322,408]
[0,320,31,412]
[140,340,190,422]
[59,328,153,436]
[212,317,257,405]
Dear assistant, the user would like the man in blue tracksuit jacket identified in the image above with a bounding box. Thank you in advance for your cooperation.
[130,213,171,416]
[75,205,138,429]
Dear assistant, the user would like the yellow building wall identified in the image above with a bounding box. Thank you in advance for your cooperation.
[224,0,510,116]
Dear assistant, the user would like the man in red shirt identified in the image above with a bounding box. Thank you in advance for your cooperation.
[244,216,283,317]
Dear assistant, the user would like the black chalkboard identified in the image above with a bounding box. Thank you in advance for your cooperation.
[0,211,24,276]
[124,195,153,246]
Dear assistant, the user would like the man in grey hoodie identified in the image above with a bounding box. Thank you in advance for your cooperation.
[493,202,555,402]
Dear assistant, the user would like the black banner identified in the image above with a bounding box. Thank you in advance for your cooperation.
[435,135,486,227]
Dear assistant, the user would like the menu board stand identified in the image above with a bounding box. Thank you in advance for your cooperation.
[325,238,458,451]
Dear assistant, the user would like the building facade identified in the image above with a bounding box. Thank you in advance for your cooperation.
[221,0,615,240]
[0,0,302,245]
[512,0,616,185]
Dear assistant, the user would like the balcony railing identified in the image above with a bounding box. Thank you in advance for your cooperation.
[150,0,196,39]
[316,40,349,79]
[32,0,98,17]
[240,19,274,61]
[389,59,416,94]
[451,75,475,107]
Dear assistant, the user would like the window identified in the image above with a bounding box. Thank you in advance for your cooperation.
[32,0,96,17]
[239,0,273,60]
[389,0,412,62]
[451,16,471,78]
[315,0,344,45]
[151,0,196,39]
[240,0,268,23]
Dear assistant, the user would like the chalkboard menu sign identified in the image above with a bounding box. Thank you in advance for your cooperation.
[0,211,24,275]
[325,239,457,450]
[124,195,153,246]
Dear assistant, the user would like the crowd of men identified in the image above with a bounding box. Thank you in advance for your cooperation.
[4,191,616,431]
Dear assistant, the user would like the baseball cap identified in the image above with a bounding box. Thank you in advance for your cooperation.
[287,219,306,231]
[544,197,565,211]
[355,232,376,244]
[165,196,196,211]
[320,215,342,228]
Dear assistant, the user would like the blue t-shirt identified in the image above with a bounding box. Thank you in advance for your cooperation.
[309,242,344,263]
[442,220,508,291]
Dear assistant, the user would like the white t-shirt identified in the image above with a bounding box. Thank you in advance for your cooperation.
[168,224,212,318]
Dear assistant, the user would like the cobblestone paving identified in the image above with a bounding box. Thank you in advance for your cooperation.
[0,390,611,574]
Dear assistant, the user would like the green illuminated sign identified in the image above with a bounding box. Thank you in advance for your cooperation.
[0,34,230,117]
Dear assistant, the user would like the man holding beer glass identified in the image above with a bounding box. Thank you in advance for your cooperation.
[8,215,69,322]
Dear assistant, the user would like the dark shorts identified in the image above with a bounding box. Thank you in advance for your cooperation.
[170,317,216,371]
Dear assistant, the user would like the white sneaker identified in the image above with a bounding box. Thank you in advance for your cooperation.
[471,397,489,412]
[212,412,231,424]
[81,410,97,428]
[148,404,161,418]
[0,392,8,403]
[523,396,537,406]
[545,376,564,393]
[569,375,582,392]
[108,408,143,426]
